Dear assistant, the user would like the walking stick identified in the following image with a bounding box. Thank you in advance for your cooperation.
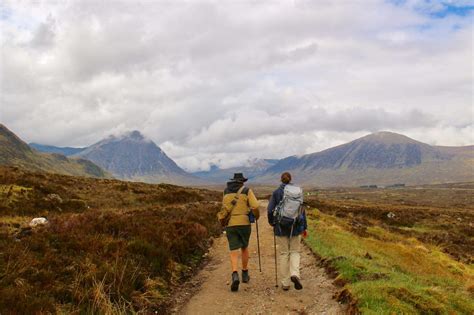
[273,229,278,287]
[255,219,262,272]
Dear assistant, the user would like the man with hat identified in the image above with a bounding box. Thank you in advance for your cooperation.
[220,173,260,292]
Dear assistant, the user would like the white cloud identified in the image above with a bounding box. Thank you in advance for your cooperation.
[0,0,472,171]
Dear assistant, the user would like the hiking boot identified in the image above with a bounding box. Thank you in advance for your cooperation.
[242,269,250,283]
[282,285,290,291]
[291,276,303,290]
[231,271,240,292]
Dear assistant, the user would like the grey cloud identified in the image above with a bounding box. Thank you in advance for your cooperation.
[30,15,55,49]
[185,106,437,147]
[0,0,472,170]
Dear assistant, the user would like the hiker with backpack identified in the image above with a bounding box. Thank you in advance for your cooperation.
[217,173,260,292]
[267,172,307,291]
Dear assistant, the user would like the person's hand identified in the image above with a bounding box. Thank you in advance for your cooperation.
[302,230,308,238]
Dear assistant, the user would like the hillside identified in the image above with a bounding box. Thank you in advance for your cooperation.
[303,185,474,313]
[72,131,204,185]
[257,131,474,186]
[193,158,279,183]
[0,124,108,178]
[0,166,221,313]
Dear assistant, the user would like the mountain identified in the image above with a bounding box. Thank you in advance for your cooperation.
[29,143,85,156]
[73,131,204,185]
[256,131,474,187]
[0,124,108,178]
[193,158,279,183]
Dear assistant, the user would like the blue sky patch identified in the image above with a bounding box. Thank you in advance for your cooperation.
[431,4,474,18]
[387,0,474,18]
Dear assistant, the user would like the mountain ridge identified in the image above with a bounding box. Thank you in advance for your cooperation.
[19,129,473,187]
[256,131,474,186]
[29,143,85,156]
[0,124,108,178]
[72,130,205,186]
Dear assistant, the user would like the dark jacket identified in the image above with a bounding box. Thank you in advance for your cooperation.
[267,183,307,237]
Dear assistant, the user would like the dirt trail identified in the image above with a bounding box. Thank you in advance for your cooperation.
[174,201,347,315]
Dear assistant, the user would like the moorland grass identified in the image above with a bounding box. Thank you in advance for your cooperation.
[0,166,222,314]
[305,210,474,314]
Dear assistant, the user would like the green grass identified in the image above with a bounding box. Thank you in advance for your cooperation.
[305,209,474,314]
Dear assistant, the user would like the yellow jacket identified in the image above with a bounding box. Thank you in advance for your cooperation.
[221,184,260,226]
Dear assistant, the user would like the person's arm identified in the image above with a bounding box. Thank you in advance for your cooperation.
[299,201,308,237]
[301,193,307,230]
[302,208,307,230]
[247,189,260,219]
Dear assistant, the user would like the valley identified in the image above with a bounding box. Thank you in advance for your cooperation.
[1,164,472,313]
[1,123,473,314]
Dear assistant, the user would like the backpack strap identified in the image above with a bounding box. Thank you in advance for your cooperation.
[236,186,245,199]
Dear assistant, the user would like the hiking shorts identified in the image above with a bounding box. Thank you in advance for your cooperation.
[226,225,251,251]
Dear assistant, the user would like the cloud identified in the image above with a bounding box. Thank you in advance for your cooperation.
[0,0,472,171]
[30,15,55,49]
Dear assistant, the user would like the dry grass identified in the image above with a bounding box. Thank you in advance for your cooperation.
[0,166,221,314]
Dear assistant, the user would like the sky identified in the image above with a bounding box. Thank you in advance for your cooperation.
[0,0,473,172]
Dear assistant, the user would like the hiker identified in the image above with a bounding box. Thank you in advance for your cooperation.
[217,173,260,292]
[268,172,307,291]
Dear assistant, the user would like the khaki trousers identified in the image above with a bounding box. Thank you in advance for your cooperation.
[276,235,301,287]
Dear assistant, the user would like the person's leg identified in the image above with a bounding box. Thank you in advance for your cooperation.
[289,235,303,290]
[230,249,240,272]
[241,246,249,270]
[241,246,250,283]
[238,225,252,283]
[229,248,241,291]
[239,225,251,270]
[289,235,301,277]
[226,226,241,291]
[276,235,291,288]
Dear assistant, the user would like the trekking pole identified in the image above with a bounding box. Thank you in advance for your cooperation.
[255,219,262,272]
[273,230,278,287]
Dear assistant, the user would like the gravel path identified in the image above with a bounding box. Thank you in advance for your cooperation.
[174,202,347,315]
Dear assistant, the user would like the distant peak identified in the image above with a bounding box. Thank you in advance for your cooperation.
[209,164,220,171]
[126,130,144,140]
[360,131,419,144]
[371,131,403,137]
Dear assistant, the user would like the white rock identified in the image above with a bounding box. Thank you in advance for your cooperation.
[29,217,49,227]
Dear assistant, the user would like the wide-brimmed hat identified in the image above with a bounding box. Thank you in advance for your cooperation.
[230,173,248,182]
